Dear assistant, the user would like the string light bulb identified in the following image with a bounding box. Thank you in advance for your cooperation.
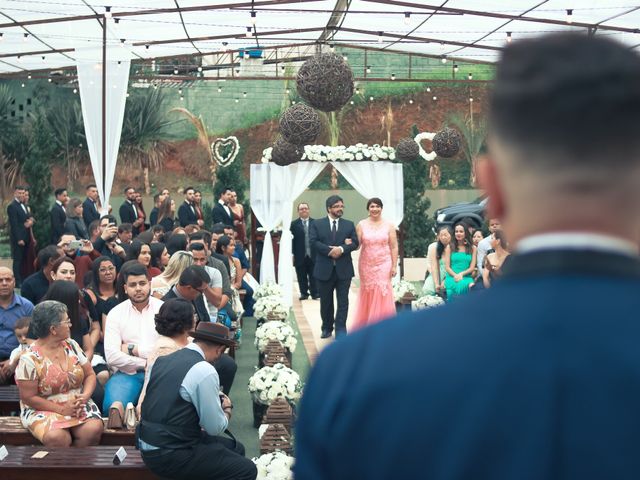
[73,88,78,94]
[235,98,239,103]
[426,86,431,92]
[432,96,437,101]
[16,56,21,63]
[197,66,202,73]
[355,87,360,94]
[350,100,354,105]
[329,44,335,51]
[506,32,512,43]
[378,31,383,43]
[246,27,252,38]
[27,73,31,79]
[469,97,474,103]
[48,78,52,83]
[441,56,447,64]
[453,64,459,74]
[566,9,573,24]
[218,86,222,93]
[343,55,348,61]
[391,73,396,80]
[173,68,178,75]
[104,6,112,19]
[369,96,374,101]
[404,12,411,25]
[178,88,182,95]
[21,83,25,88]
[250,11,257,25]
[23,33,28,42]
[180,96,184,101]
[243,91,247,98]
[285,88,290,94]
[366,65,371,74]
[409,99,414,104]
[468,73,473,80]
[0,33,4,41]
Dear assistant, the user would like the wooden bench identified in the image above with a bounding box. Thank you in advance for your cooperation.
[0,385,19,415]
[0,446,158,479]
[0,417,135,446]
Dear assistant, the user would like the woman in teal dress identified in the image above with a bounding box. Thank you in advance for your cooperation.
[443,222,477,299]
[422,226,452,296]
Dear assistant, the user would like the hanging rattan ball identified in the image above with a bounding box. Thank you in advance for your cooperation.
[432,127,462,158]
[296,53,354,112]
[279,103,321,145]
[271,136,304,166]
[395,137,420,161]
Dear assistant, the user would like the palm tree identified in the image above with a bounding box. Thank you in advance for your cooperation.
[170,107,215,185]
[0,85,26,204]
[45,98,86,190]
[447,112,487,187]
[119,88,175,193]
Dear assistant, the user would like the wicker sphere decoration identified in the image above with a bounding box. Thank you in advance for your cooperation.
[296,53,354,112]
[432,127,462,158]
[395,137,420,161]
[271,137,304,166]
[279,103,321,145]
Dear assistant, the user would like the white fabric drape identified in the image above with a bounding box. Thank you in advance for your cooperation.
[334,161,404,226]
[76,45,131,214]
[276,162,325,305]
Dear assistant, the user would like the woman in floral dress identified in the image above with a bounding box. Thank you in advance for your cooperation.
[15,300,103,446]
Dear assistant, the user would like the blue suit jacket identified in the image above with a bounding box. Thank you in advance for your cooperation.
[309,217,359,281]
[295,249,640,480]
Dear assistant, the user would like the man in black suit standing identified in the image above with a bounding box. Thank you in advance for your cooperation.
[291,202,318,300]
[7,186,32,287]
[211,187,234,226]
[177,186,198,227]
[82,184,101,227]
[310,195,359,338]
[50,187,68,244]
[119,186,141,236]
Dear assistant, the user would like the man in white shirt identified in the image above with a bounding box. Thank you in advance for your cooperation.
[477,218,501,273]
[104,263,162,412]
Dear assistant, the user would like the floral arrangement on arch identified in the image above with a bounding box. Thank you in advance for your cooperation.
[254,296,289,321]
[392,279,417,303]
[254,282,284,300]
[412,294,445,310]
[255,321,298,353]
[261,143,396,163]
[248,363,303,405]
[252,451,295,480]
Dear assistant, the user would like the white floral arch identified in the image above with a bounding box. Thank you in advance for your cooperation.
[250,157,404,306]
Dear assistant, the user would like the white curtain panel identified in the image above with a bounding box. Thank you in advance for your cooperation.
[334,161,404,226]
[276,162,325,305]
[75,45,131,214]
[250,164,286,283]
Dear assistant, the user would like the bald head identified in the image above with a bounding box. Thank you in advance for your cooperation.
[0,267,15,299]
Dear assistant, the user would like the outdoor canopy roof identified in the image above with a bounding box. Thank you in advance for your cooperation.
[1,0,640,76]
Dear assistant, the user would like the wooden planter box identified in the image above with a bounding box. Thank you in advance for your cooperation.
[396,292,416,313]
[258,340,293,368]
[261,397,294,434]
[259,423,293,455]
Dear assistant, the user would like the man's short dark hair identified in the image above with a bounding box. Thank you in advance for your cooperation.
[153,193,161,203]
[37,245,62,271]
[14,185,26,192]
[54,188,67,197]
[101,214,118,225]
[490,33,640,168]
[184,186,194,194]
[211,223,225,235]
[86,184,97,190]
[188,242,206,253]
[122,263,148,282]
[124,186,134,194]
[178,265,210,289]
[118,223,133,234]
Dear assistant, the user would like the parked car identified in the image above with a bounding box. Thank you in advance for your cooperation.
[433,196,488,231]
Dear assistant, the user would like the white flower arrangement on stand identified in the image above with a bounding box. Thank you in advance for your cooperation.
[392,279,417,303]
[253,451,295,480]
[255,282,284,300]
[248,363,302,405]
[254,295,290,321]
[255,322,297,353]
[261,143,396,163]
[412,295,445,310]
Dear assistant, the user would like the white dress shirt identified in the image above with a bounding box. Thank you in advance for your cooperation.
[104,296,163,374]
[516,232,638,257]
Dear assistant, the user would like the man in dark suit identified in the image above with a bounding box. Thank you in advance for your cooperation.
[49,187,68,244]
[211,187,234,226]
[309,195,359,338]
[177,186,198,227]
[82,184,101,227]
[295,34,640,480]
[291,202,318,300]
[7,186,32,286]
[119,186,141,236]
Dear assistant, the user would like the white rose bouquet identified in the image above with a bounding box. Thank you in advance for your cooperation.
[253,451,295,480]
[255,321,297,353]
[254,295,289,320]
[412,294,445,310]
[255,282,284,300]
[392,279,417,302]
[262,143,396,163]
[248,363,302,405]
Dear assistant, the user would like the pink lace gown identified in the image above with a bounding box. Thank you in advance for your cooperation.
[352,220,396,330]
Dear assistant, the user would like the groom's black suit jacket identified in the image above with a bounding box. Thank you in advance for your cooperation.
[310,217,359,281]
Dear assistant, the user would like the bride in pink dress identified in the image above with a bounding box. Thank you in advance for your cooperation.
[352,197,398,330]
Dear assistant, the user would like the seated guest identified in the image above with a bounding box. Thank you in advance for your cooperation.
[150,225,165,243]
[477,218,501,275]
[15,300,103,447]
[151,250,194,299]
[188,243,224,319]
[6,316,32,378]
[56,234,101,288]
[166,233,188,256]
[0,267,34,383]
[21,245,63,305]
[482,230,511,289]
[137,321,256,480]
[64,198,89,240]
[163,266,237,395]
[472,230,484,248]
[50,256,76,283]
[104,263,162,412]
[117,223,134,252]
[92,216,126,270]
[150,242,169,272]
[127,240,161,278]
[443,222,477,299]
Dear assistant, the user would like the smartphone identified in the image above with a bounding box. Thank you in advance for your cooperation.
[68,240,84,250]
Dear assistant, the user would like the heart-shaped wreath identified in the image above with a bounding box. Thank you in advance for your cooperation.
[414,132,437,161]
[211,136,240,167]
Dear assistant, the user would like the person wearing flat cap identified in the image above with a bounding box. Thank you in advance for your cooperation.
[309,195,359,338]
[136,321,257,480]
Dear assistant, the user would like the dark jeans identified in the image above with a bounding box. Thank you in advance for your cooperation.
[213,354,237,396]
[317,268,351,335]
[11,242,26,286]
[241,279,255,317]
[296,256,318,297]
[141,434,257,480]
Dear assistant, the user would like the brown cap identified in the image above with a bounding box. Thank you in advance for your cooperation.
[189,321,236,347]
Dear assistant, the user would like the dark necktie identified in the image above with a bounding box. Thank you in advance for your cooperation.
[331,219,337,242]
[303,220,310,256]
